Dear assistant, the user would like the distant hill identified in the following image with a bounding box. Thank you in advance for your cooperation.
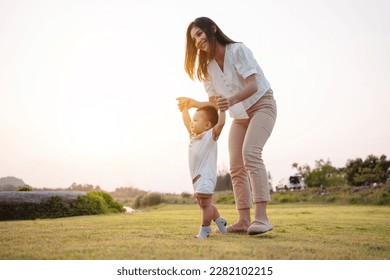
[0,176,26,191]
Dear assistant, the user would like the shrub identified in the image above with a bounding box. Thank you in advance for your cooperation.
[133,195,144,209]
[132,192,165,209]
[0,196,70,220]
[269,183,390,205]
[70,193,106,215]
[144,193,163,206]
[17,185,33,192]
[271,192,303,203]
[69,191,125,215]
[82,191,124,213]
[181,192,191,199]
[0,191,124,221]
[216,193,235,204]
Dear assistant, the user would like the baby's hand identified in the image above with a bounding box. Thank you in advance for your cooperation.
[216,96,229,112]
[176,97,191,112]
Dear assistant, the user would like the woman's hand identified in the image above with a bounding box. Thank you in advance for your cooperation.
[216,96,231,112]
[176,97,194,111]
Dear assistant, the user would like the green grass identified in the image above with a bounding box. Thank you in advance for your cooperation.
[0,204,389,260]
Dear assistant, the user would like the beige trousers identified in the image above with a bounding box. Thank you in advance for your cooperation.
[229,89,277,209]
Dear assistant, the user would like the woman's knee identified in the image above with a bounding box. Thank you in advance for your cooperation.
[242,146,264,169]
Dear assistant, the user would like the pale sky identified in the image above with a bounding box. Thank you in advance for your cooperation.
[1,0,389,193]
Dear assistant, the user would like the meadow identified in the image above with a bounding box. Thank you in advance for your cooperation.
[0,203,389,260]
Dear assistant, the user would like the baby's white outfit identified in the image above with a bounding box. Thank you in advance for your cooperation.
[188,129,217,194]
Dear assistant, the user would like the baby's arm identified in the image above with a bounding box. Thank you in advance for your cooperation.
[177,97,192,135]
[181,108,192,136]
[213,109,226,141]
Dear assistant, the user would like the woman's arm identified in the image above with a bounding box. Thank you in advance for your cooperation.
[216,74,258,111]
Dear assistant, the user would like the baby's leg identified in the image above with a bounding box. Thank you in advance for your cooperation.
[196,194,214,226]
[195,193,227,236]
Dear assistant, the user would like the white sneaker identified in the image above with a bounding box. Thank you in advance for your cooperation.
[214,216,227,234]
[196,226,211,239]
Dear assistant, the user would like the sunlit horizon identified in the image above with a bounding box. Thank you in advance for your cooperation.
[1,0,389,193]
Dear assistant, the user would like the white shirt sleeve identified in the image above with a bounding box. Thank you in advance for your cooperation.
[232,43,259,79]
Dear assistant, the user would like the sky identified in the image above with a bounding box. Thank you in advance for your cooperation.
[1,0,389,193]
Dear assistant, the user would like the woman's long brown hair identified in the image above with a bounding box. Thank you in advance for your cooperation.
[184,17,236,82]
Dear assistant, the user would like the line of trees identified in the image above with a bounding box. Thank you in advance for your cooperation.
[215,154,389,190]
[68,183,101,191]
[293,154,390,188]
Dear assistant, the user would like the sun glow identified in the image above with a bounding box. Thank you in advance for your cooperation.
[67,110,122,155]
[1,0,389,193]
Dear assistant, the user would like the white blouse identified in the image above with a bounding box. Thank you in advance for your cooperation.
[204,43,270,119]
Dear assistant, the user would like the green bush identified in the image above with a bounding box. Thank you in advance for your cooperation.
[0,196,70,220]
[216,193,235,204]
[0,191,125,221]
[79,191,124,214]
[271,192,304,203]
[17,185,33,192]
[377,191,390,206]
[181,192,191,199]
[270,184,390,205]
[132,192,165,209]
[133,195,144,209]
[144,193,163,207]
[70,193,105,215]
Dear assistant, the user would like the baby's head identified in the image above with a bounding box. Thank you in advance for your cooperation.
[191,105,218,135]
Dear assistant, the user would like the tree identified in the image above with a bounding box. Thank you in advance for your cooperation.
[268,171,274,192]
[215,167,233,191]
[68,183,101,191]
[293,159,345,188]
[344,154,390,186]
[292,162,311,180]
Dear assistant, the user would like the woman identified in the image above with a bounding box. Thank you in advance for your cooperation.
[177,17,277,235]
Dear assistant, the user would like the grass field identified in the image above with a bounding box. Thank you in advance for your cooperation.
[0,204,389,260]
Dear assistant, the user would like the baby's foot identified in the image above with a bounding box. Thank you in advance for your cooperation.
[196,225,211,239]
[214,216,227,234]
